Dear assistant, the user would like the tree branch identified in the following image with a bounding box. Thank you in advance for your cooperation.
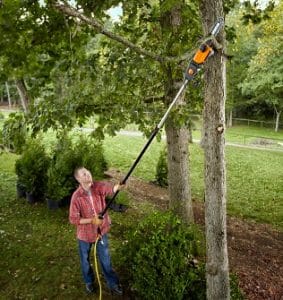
[52,1,166,63]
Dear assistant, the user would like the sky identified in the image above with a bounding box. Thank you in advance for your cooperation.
[106,4,123,22]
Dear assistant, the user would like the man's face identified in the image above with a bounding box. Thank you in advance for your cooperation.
[75,168,93,185]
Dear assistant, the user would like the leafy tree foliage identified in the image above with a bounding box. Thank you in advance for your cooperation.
[226,8,261,115]
[240,1,283,130]
[241,0,275,24]
[0,0,245,222]
[26,0,203,137]
[226,1,279,122]
[0,0,89,105]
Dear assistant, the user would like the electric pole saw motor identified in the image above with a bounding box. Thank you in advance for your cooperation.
[185,18,224,81]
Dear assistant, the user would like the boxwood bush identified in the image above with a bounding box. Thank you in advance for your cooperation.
[118,211,206,300]
[15,138,50,201]
[46,134,108,204]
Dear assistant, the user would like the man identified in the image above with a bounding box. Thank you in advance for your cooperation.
[69,166,124,296]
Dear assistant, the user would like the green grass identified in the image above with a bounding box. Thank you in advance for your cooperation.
[0,128,282,299]
[103,135,283,229]
[192,125,283,147]
[226,147,283,224]
[0,152,157,299]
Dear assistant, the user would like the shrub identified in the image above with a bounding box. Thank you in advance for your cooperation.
[73,135,108,180]
[15,138,50,201]
[46,136,77,202]
[46,134,108,203]
[118,211,206,300]
[2,112,27,154]
[155,147,168,187]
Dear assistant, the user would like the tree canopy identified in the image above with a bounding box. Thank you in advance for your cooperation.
[240,1,283,130]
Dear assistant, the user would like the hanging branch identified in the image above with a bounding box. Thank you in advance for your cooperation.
[52,1,166,63]
[52,1,198,65]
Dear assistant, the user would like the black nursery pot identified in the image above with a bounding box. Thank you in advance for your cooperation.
[26,192,36,204]
[16,182,26,199]
[46,198,59,210]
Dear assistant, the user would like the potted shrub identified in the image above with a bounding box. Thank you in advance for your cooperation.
[45,134,108,208]
[46,163,74,209]
[15,138,50,203]
[73,135,108,180]
[45,136,78,209]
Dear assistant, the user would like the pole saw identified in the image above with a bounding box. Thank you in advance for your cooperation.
[99,17,224,218]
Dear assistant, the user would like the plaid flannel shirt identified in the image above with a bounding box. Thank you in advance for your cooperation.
[69,181,114,243]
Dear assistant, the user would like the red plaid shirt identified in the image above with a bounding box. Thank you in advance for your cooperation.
[69,181,114,243]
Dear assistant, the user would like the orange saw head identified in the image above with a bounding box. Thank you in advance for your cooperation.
[185,42,214,80]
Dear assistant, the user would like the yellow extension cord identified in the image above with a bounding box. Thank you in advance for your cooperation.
[94,237,102,300]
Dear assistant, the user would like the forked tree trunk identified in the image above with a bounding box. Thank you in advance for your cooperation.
[200,1,230,299]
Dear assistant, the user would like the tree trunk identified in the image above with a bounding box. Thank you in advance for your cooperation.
[165,111,193,223]
[274,108,281,132]
[15,79,29,112]
[5,82,11,108]
[200,1,230,299]
[161,1,194,223]
[227,109,233,128]
[1,87,3,103]
[188,124,193,143]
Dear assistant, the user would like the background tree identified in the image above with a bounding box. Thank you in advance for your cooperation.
[0,0,88,112]
[226,6,260,126]
[225,0,279,126]
[240,1,283,132]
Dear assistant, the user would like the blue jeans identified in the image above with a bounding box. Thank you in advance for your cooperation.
[78,235,119,289]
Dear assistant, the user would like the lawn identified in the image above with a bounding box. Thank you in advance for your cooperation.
[0,129,282,299]
[0,152,152,299]
[103,134,283,229]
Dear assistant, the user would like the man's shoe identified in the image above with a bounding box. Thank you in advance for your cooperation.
[110,285,123,296]
[85,283,95,294]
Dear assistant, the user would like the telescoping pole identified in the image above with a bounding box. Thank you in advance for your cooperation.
[100,18,224,218]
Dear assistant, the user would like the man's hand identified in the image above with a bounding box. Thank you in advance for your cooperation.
[113,183,125,193]
[92,216,103,226]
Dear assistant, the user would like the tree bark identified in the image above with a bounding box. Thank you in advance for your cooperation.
[227,109,233,128]
[15,79,29,112]
[5,81,11,108]
[274,106,281,132]
[161,1,194,223]
[165,105,193,223]
[200,1,230,299]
